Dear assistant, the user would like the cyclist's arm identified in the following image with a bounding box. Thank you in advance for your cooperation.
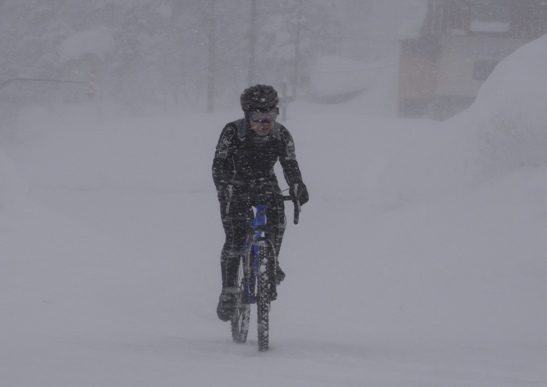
[212,124,237,191]
[278,126,304,187]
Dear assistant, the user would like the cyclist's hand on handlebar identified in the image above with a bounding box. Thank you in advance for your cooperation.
[290,182,309,205]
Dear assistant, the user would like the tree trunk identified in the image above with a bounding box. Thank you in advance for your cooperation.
[248,0,257,86]
[207,0,217,113]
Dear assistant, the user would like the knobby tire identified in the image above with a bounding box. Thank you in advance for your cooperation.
[257,239,276,352]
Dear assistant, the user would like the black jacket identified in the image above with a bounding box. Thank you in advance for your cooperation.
[212,118,304,195]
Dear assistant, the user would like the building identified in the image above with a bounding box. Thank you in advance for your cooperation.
[398,0,547,120]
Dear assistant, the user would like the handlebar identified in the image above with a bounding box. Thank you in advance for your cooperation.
[223,184,301,225]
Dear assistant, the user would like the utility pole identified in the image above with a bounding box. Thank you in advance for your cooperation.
[207,0,217,113]
[292,0,303,99]
[248,0,257,85]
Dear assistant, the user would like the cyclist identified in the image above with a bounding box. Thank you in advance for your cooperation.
[212,84,309,321]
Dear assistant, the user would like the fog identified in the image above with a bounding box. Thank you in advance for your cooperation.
[2,2,547,385]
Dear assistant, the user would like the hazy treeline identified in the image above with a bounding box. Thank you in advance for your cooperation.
[0,0,386,113]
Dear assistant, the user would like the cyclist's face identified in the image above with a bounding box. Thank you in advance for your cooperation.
[249,110,277,136]
[250,119,274,136]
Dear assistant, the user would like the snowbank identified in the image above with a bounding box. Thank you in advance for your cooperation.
[374,33,547,207]
[471,34,547,179]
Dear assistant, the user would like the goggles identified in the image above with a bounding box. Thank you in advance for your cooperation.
[249,109,278,124]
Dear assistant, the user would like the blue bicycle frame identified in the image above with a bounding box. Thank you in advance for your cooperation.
[243,204,269,305]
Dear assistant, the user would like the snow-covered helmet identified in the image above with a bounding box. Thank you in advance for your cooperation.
[240,84,279,112]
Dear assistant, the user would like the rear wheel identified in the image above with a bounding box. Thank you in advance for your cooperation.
[231,256,251,343]
[257,239,276,351]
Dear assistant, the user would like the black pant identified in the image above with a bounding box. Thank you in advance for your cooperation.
[218,186,286,288]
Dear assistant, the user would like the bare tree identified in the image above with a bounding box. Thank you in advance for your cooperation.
[248,0,257,86]
[292,0,304,98]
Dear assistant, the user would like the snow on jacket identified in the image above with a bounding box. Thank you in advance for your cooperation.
[212,118,304,194]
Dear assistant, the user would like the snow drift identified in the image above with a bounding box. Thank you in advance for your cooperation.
[374,34,547,207]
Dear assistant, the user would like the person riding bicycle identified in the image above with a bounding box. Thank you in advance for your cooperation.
[212,84,309,322]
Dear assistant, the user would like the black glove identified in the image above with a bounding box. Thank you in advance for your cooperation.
[289,182,309,205]
[216,183,234,201]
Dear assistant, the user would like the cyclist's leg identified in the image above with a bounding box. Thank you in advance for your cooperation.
[261,181,287,284]
[267,199,286,255]
[217,200,252,321]
[269,201,287,284]
[219,200,252,287]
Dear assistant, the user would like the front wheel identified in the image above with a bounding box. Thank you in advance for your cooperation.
[257,239,276,351]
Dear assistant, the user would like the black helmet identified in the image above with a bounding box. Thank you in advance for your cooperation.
[240,84,279,112]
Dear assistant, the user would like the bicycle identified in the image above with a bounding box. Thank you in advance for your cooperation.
[228,187,300,352]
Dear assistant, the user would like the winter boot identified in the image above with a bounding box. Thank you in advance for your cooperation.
[216,287,238,322]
